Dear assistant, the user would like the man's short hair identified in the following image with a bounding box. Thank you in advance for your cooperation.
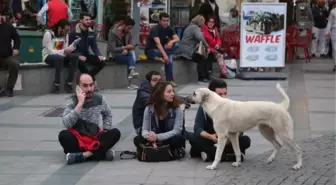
[124,17,135,26]
[80,12,91,19]
[76,73,92,85]
[208,79,227,92]
[159,12,170,20]
[145,71,161,81]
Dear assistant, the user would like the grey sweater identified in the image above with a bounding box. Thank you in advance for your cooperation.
[141,106,183,141]
[175,23,209,60]
[62,93,113,130]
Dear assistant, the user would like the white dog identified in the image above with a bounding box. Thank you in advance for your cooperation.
[186,83,302,170]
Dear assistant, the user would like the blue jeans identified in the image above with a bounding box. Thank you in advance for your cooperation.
[114,51,137,74]
[146,44,179,81]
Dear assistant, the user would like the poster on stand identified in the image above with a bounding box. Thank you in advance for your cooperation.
[240,3,286,68]
[138,0,167,47]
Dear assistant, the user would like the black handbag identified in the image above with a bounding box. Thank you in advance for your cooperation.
[137,143,174,162]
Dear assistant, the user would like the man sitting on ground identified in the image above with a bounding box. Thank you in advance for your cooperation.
[58,73,121,165]
[69,12,105,89]
[132,70,162,135]
[145,12,180,86]
[108,17,139,89]
[188,79,251,162]
[42,19,80,93]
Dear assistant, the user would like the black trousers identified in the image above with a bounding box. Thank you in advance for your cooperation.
[193,53,210,81]
[58,128,121,160]
[133,135,185,150]
[45,53,79,84]
[189,135,251,162]
[0,56,19,90]
[78,55,105,81]
[206,53,215,73]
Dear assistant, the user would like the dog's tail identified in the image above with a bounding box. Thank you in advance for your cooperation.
[276,82,290,110]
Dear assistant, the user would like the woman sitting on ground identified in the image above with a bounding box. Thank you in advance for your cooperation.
[133,81,186,159]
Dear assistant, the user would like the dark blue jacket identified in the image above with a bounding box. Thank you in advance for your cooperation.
[68,23,101,56]
[132,81,151,135]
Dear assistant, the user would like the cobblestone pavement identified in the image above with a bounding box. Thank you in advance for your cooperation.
[206,134,336,185]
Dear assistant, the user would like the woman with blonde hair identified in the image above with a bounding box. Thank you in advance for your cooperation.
[175,15,211,83]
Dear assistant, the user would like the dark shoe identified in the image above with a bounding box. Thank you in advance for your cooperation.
[64,83,73,93]
[173,148,185,159]
[52,84,60,94]
[66,152,85,165]
[104,149,115,161]
[320,54,328,58]
[312,54,316,57]
[333,66,336,72]
[0,88,13,97]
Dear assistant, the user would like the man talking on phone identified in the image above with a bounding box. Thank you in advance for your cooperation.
[58,73,121,165]
[42,19,80,93]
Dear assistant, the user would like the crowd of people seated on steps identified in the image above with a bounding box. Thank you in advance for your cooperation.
[57,71,251,165]
[0,6,236,97]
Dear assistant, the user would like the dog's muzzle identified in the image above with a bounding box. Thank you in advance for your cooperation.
[186,95,196,104]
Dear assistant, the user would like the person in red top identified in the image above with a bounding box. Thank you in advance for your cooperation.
[201,16,222,75]
[36,0,73,28]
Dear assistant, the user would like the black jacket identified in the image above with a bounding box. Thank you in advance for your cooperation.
[0,23,21,58]
[198,2,221,28]
[312,4,329,29]
[132,81,151,135]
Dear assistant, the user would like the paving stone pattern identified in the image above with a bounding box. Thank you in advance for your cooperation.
[206,134,336,185]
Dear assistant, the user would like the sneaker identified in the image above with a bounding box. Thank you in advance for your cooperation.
[197,79,208,84]
[64,83,73,93]
[52,84,60,94]
[128,69,139,80]
[201,152,208,162]
[66,153,85,165]
[127,84,139,90]
[333,65,336,72]
[105,149,115,161]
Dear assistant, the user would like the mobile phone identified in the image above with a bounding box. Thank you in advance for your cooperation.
[76,85,81,93]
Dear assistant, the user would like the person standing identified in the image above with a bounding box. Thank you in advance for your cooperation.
[326,1,336,71]
[198,0,221,28]
[36,0,73,28]
[0,13,20,97]
[311,0,330,57]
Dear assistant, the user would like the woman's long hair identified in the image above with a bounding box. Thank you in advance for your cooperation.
[147,81,180,118]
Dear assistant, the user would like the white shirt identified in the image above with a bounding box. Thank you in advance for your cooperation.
[326,8,336,39]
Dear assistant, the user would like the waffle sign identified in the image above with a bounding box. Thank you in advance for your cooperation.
[240,3,287,67]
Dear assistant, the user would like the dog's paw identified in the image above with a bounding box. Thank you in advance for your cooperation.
[231,162,241,167]
[292,163,302,170]
[267,157,275,164]
[206,165,217,170]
